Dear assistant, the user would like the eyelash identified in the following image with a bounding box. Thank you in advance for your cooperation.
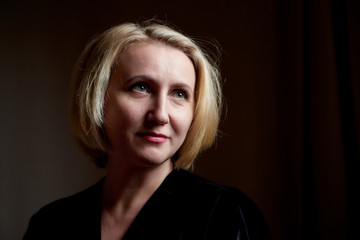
[172,90,187,100]
[129,82,188,100]
[129,82,149,93]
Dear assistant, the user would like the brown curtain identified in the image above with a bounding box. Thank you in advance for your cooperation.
[301,0,359,239]
[197,1,359,239]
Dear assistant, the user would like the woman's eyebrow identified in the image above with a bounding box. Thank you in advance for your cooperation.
[124,75,155,84]
[171,82,194,92]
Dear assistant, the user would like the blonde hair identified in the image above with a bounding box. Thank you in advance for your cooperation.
[71,21,222,169]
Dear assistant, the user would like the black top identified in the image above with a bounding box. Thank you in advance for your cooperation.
[23,169,270,239]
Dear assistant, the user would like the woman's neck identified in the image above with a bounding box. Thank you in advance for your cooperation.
[101,158,173,240]
[102,158,173,217]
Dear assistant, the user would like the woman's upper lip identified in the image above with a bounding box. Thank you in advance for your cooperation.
[137,132,169,138]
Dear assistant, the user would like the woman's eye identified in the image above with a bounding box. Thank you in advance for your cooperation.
[173,91,187,99]
[130,83,148,93]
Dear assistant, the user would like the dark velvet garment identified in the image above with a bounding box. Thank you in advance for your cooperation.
[23,169,271,239]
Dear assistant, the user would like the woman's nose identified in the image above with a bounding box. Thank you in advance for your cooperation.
[146,94,169,125]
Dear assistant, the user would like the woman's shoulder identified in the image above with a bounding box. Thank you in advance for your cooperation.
[168,168,255,204]
[23,178,103,240]
[164,169,271,239]
[33,178,103,216]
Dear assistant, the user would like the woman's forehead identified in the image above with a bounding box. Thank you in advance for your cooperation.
[113,42,196,88]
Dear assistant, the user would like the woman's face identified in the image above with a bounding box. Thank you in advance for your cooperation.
[104,42,196,168]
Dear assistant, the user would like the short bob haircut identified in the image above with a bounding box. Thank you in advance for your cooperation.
[71,20,222,169]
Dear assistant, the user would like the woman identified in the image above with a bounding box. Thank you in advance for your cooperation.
[24,21,270,239]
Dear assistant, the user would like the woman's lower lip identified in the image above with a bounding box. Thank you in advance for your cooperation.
[142,135,168,143]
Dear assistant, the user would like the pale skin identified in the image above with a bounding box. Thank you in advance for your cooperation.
[101,41,196,239]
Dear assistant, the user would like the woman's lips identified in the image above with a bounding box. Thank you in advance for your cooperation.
[137,132,169,143]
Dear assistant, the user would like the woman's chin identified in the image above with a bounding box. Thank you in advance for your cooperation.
[134,154,172,168]
[106,147,174,170]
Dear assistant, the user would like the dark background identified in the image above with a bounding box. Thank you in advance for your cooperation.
[1,0,359,239]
